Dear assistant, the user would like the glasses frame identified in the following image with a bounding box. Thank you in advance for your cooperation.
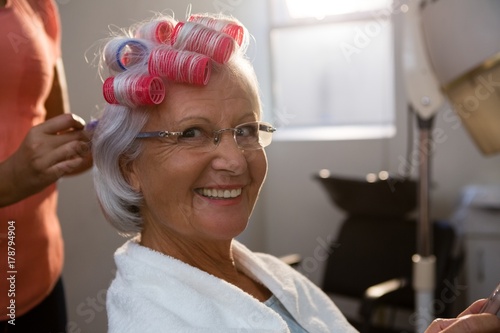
[136,121,276,151]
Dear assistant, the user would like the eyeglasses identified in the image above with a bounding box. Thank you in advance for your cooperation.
[136,121,276,152]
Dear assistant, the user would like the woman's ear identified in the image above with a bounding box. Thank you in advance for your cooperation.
[120,157,141,192]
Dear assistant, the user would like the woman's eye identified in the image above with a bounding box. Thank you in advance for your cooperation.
[180,128,204,138]
[237,124,257,137]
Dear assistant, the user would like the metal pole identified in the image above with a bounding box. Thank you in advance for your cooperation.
[413,111,436,333]
[417,115,434,257]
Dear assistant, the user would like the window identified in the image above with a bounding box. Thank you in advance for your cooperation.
[269,0,397,141]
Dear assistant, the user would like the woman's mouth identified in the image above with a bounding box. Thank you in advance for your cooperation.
[196,188,242,199]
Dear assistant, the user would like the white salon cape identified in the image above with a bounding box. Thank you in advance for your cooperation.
[106,238,358,333]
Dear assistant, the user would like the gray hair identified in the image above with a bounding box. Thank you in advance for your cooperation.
[92,12,261,236]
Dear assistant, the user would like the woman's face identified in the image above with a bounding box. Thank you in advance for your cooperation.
[127,72,267,242]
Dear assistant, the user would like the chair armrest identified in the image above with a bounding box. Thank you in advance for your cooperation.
[279,253,302,268]
[358,278,408,329]
[365,278,408,300]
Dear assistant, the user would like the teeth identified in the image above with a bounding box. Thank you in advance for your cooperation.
[201,188,242,199]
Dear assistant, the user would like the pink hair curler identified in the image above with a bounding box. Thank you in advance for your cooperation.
[170,21,184,45]
[221,24,244,46]
[135,19,176,44]
[103,77,119,104]
[103,75,165,106]
[148,46,211,85]
[188,15,244,46]
[170,22,235,64]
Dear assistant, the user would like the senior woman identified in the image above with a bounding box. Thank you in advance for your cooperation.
[91,12,500,333]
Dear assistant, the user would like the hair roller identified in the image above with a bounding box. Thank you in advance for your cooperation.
[104,38,150,72]
[171,22,236,64]
[148,46,211,85]
[103,74,165,107]
[135,18,177,44]
[187,15,245,46]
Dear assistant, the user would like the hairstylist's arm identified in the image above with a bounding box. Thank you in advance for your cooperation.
[0,61,92,207]
[0,113,91,207]
[44,58,93,175]
[425,299,500,333]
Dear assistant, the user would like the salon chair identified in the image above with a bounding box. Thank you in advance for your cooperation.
[314,174,462,333]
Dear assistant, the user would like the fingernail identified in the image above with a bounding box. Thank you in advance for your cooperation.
[71,114,86,127]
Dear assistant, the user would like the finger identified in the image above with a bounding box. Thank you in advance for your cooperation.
[37,113,86,135]
[445,313,500,332]
[23,130,90,171]
[58,150,94,176]
[457,299,488,317]
[425,318,457,333]
[426,313,500,333]
[38,140,90,178]
[45,128,91,151]
[50,155,90,178]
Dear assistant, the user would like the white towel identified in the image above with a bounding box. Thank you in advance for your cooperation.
[107,238,358,333]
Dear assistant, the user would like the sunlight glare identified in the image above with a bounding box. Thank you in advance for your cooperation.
[285,0,391,19]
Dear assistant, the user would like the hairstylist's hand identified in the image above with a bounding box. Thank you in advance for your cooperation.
[425,299,500,333]
[0,113,93,207]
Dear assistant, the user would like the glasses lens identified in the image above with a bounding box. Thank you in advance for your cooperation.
[235,122,274,150]
[176,126,214,151]
[258,123,274,148]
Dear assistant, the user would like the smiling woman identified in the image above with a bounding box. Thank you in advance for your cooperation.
[90,11,357,333]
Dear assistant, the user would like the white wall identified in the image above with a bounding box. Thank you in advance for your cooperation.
[56,1,500,332]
